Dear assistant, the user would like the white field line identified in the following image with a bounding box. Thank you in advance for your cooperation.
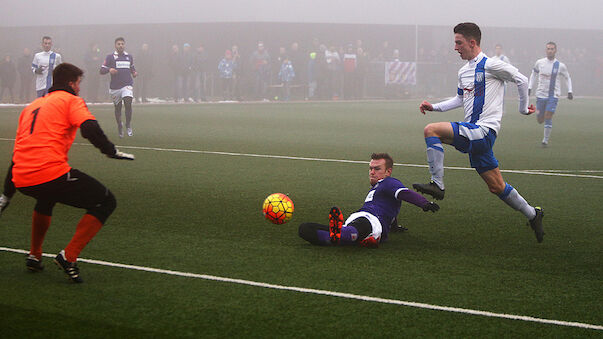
[0,137,601,179]
[0,246,601,331]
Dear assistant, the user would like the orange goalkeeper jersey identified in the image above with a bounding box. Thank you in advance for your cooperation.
[12,89,95,187]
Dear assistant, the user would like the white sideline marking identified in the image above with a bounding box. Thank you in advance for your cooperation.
[1,247,601,331]
[1,137,602,179]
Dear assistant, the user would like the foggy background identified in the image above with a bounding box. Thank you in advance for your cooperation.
[1,0,601,102]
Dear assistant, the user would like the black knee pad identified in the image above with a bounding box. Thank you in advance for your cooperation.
[88,190,116,224]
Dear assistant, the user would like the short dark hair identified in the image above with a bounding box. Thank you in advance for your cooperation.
[42,36,52,42]
[371,153,394,169]
[52,63,83,88]
[546,41,557,48]
[115,37,125,44]
[454,22,481,46]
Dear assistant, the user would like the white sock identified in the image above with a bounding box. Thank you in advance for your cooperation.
[425,137,445,190]
[499,183,536,220]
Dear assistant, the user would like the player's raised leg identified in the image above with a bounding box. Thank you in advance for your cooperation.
[480,168,544,242]
[413,122,453,200]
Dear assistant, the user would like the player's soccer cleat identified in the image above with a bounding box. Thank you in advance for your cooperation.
[328,206,343,244]
[0,194,10,217]
[358,236,379,248]
[528,207,544,243]
[26,254,44,272]
[541,141,548,148]
[413,181,445,200]
[127,127,133,137]
[54,250,83,283]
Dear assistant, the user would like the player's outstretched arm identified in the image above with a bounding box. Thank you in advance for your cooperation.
[419,101,433,114]
[80,120,135,160]
[397,189,439,212]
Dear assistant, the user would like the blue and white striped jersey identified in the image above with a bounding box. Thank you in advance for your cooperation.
[528,58,572,99]
[433,52,529,135]
[32,51,62,91]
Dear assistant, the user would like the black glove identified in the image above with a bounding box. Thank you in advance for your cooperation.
[422,201,440,213]
[568,92,573,100]
[34,67,44,74]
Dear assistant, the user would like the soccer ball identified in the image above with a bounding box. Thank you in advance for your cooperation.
[262,193,294,224]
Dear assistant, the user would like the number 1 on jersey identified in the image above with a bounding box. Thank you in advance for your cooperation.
[30,107,40,134]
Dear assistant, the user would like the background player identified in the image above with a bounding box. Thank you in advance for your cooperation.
[6,62,134,283]
[414,23,545,243]
[298,153,439,248]
[32,36,62,97]
[528,41,573,147]
[100,37,137,138]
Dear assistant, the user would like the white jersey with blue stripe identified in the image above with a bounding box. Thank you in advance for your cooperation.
[528,57,572,99]
[433,52,529,135]
[32,50,62,91]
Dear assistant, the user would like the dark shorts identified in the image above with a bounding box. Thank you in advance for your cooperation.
[451,122,499,174]
[17,169,114,221]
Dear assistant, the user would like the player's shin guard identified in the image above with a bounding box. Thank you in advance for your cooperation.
[498,183,537,220]
[64,214,103,262]
[425,137,445,189]
[543,119,552,143]
[30,211,51,260]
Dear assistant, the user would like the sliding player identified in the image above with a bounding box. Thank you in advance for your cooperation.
[298,153,439,248]
[414,23,545,243]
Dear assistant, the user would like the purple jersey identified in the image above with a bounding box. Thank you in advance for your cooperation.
[100,51,135,89]
[358,177,408,239]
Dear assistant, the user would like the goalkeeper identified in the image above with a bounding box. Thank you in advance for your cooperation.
[298,153,439,248]
[1,63,134,283]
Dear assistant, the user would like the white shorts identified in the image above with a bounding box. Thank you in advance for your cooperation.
[344,211,383,241]
[110,86,134,105]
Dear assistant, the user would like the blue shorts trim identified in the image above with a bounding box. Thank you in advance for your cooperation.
[451,122,499,174]
[537,97,558,116]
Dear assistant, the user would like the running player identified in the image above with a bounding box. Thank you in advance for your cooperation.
[413,23,545,243]
[528,42,573,147]
[32,36,62,97]
[100,37,137,138]
[7,62,134,283]
[298,153,439,248]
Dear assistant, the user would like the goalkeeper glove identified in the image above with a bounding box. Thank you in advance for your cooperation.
[568,92,573,100]
[108,148,135,160]
[422,201,440,213]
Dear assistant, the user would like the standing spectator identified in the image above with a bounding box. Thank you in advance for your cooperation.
[316,44,329,99]
[218,49,236,101]
[231,45,242,101]
[168,44,183,102]
[135,43,153,103]
[182,43,195,102]
[193,44,208,102]
[249,41,271,101]
[0,55,17,103]
[273,47,287,85]
[289,42,305,90]
[17,48,34,103]
[32,36,62,97]
[307,51,317,99]
[325,45,341,99]
[355,47,368,99]
[100,37,137,138]
[278,55,295,101]
[83,43,102,102]
[491,44,511,64]
[342,44,357,99]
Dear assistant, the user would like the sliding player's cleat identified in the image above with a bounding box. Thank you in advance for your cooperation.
[328,206,343,244]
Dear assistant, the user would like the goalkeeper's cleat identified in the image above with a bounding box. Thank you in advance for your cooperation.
[328,206,343,244]
[127,127,133,137]
[54,250,83,283]
[528,207,544,243]
[413,181,445,200]
[26,254,44,272]
[358,236,379,248]
[0,194,10,217]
